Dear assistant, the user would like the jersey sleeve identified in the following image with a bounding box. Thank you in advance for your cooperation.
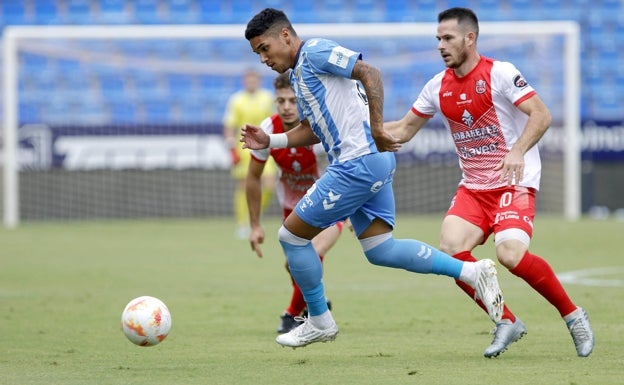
[411,75,441,118]
[249,116,272,162]
[305,38,362,79]
[492,61,536,107]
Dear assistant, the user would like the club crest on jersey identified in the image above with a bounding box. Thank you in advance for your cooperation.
[462,110,474,127]
[292,160,301,173]
[475,79,487,94]
[513,74,528,88]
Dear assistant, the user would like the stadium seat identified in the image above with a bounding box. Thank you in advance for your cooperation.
[172,98,207,123]
[168,0,200,24]
[108,101,138,123]
[96,0,132,24]
[198,0,223,24]
[167,74,196,95]
[33,0,59,24]
[99,74,128,99]
[1,1,28,24]
[19,103,41,124]
[230,0,255,23]
[133,0,162,24]
[140,101,172,123]
[63,0,93,24]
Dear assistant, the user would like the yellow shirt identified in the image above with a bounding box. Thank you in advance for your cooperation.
[223,88,274,138]
[223,88,276,178]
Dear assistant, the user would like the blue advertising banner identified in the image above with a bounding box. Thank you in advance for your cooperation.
[9,120,624,171]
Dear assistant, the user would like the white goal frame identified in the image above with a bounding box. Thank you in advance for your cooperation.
[2,21,581,228]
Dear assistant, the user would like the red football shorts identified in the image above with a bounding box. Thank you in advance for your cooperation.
[446,185,536,243]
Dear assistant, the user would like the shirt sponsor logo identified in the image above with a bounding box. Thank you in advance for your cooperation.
[457,93,472,106]
[328,46,356,69]
[513,74,528,88]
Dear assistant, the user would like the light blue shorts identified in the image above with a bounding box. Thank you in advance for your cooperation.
[294,152,396,237]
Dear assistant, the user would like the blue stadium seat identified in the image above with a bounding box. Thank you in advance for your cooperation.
[167,74,195,95]
[133,0,162,24]
[33,0,59,24]
[174,98,207,123]
[63,0,93,24]
[198,0,223,24]
[352,0,385,23]
[19,103,41,124]
[97,0,132,24]
[141,101,172,122]
[22,53,51,72]
[109,101,137,123]
[230,0,255,23]
[168,0,200,24]
[99,74,127,99]
[286,1,314,23]
[1,1,27,25]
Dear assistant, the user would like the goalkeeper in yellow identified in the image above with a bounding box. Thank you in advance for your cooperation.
[223,69,277,239]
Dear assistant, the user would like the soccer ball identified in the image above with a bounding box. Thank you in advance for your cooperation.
[121,296,172,347]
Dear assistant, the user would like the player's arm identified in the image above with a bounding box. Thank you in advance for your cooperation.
[351,60,401,152]
[384,110,429,144]
[246,157,267,258]
[496,94,552,184]
[241,119,319,150]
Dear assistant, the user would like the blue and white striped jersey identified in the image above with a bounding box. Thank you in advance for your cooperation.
[289,38,378,165]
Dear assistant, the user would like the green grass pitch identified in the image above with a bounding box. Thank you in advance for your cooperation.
[1,215,622,384]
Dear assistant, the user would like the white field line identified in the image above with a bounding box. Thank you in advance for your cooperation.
[557,267,624,287]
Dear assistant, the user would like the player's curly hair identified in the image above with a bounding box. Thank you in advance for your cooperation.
[245,8,296,40]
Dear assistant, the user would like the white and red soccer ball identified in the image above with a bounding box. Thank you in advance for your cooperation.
[121,296,172,346]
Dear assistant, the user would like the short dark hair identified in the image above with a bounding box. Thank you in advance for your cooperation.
[245,8,295,40]
[438,7,479,38]
[273,71,291,90]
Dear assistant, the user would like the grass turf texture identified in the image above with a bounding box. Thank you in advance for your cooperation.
[1,215,622,384]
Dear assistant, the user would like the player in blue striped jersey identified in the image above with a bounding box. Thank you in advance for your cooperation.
[242,8,504,350]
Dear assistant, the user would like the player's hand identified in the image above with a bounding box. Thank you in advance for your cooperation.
[249,225,265,258]
[372,129,402,152]
[495,148,525,185]
[240,124,270,150]
[229,147,240,165]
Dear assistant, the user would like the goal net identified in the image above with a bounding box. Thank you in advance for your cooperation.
[1,22,580,227]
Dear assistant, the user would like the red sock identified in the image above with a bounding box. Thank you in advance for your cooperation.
[510,251,577,317]
[286,276,306,316]
[286,254,325,316]
[453,251,516,322]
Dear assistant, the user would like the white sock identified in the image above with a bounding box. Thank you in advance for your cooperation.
[309,310,335,329]
[458,262,477,287]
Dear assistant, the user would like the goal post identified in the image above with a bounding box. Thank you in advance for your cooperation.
[2,21,581,228]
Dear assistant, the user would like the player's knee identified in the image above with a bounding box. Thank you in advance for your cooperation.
[361,233,394,267]
[495,232,530,269]
[278,225,310,246]
[439,233,468,256]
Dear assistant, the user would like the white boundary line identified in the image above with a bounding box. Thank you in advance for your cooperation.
[557,267,624,287]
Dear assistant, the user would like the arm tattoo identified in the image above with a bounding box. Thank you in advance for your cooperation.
[352,61,384,131]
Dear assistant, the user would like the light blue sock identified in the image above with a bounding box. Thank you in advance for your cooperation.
[279,230,328,317]
[364,236,463,278]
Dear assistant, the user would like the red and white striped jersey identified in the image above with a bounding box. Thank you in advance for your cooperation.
[251,114,319,211]
[411,56,542,190]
